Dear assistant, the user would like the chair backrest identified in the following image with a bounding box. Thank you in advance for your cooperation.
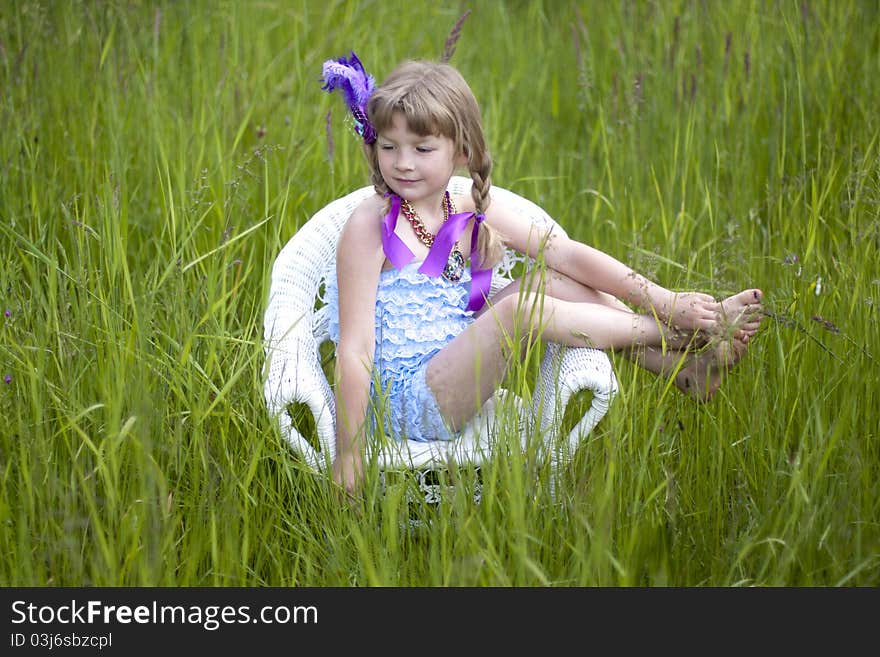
[262,176,564,468]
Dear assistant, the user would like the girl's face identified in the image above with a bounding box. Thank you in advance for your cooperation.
[376,111,463,204]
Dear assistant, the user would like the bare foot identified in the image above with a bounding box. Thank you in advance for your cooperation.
[714,289,764,344]
[664,325,703,351]
[667,291,722,333]
[674,336,750,401]
[664,288,762,352]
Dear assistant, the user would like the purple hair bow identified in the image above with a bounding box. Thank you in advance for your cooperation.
[321,51,377,144]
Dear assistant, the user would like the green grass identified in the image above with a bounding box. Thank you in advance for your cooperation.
[1,0,878,586]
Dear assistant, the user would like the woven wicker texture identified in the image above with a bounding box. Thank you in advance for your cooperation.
[263,176,618,471]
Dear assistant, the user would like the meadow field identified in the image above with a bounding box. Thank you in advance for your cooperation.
[1,0,878,586]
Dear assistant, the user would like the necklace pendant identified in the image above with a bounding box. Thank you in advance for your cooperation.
[442,249,465,283]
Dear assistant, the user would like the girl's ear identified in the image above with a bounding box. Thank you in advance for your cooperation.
[455,148,469,168]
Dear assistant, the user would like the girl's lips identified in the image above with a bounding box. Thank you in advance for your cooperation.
[395,178,420,185]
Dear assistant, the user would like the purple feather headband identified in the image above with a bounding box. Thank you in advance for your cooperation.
[321,51,377,144]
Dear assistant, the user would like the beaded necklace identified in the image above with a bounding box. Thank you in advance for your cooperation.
[399,192,465,282]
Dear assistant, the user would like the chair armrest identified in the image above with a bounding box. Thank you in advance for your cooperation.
[532,343,618,464]
[263,316,336,472]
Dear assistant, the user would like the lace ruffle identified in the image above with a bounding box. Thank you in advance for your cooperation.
[327,261,472,358]
[392,359,455,441]
[325,262,474,441]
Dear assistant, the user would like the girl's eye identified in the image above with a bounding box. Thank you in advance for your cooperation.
[379,144,394,150]
[416,146,433,153]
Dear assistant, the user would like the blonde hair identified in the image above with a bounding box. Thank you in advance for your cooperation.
[364,60,504,267]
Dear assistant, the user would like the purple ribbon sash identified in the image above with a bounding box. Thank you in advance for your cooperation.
[381,194,415,270]
[380,194,492,312]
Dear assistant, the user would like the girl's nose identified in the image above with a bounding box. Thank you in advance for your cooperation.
[395,151,414,170]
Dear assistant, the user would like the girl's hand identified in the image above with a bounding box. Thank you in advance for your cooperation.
[331,450,364,501]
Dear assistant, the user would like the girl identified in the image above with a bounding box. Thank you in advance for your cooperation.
[321,53,763,494]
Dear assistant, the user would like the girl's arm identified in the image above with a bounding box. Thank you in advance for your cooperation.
[332,197,386,494]
[484,197,720,331]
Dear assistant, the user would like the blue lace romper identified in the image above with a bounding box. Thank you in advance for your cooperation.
[325,262,474,442]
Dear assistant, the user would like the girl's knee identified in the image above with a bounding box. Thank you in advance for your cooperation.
[497,291,549,336]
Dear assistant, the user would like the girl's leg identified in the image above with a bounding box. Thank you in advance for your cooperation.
[425,289,667,430]
[427,270,763,428]
[484,271,763,343]
[488,269,763,361]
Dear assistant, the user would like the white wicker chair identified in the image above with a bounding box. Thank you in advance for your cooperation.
[263,176,618,490]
